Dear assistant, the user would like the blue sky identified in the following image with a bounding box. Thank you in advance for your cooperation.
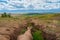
[0,0,60,13]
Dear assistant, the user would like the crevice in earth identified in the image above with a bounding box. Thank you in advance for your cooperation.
[9,22,57,40]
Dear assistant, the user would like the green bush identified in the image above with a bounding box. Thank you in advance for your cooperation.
[1,12,11,18]
[1,12,7,17]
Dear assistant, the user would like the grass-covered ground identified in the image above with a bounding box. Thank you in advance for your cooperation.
[0,13,60,40]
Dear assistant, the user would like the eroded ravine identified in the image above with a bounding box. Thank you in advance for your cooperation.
[0,19,58,40]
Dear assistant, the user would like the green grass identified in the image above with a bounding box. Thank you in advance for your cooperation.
[33,30,43,40]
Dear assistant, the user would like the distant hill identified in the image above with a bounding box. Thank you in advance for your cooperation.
[22,13,60,15]
[23,13,44,15]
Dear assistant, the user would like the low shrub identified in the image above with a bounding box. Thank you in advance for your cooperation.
[1,12,11,18]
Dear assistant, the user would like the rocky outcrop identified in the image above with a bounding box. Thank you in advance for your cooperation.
[30,19,57,40]
[42,31,56,40]
[17,27,33,40]
[0,35,10,40]
[0,20,23,40]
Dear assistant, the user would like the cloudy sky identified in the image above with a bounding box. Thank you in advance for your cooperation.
[0,0,60,13]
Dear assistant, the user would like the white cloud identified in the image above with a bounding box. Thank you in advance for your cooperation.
[0,0,60,10]
[0,3,6,10]
[47,0,60,3]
